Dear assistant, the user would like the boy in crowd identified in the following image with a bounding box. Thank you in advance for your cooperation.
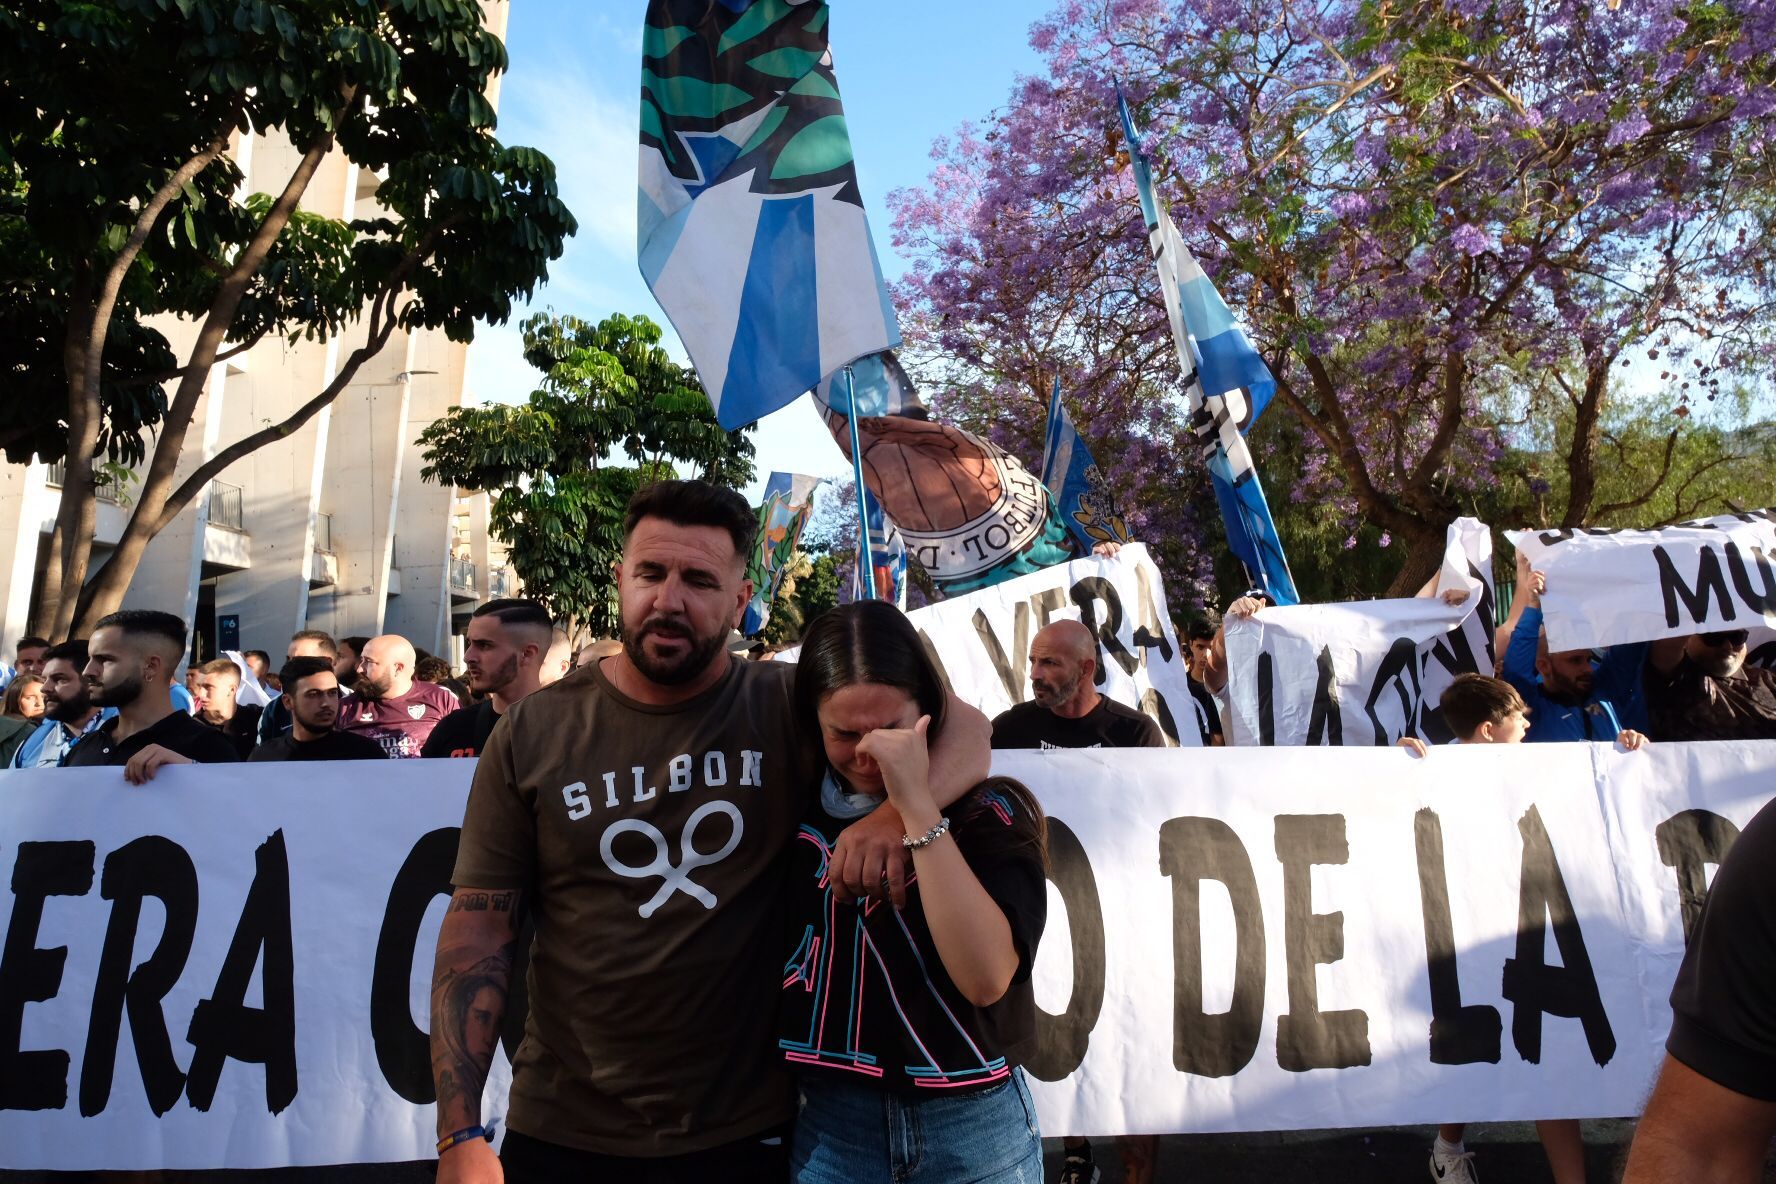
[1400,673,1643,1183]
[249,656,383,762]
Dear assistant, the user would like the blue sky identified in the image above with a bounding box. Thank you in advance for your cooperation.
[464,2,1048,498]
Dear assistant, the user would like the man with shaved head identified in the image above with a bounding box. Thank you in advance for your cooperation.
[990,619,1165,751]
[64,610,240,781]
[337,632,458,758]
[991,617,1163,1184]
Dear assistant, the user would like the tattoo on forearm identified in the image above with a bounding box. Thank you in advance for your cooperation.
[449,890,517,913]
[431,937,518,1132]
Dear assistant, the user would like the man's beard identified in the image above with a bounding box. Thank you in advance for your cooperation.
[471,653,519,696]
[295,708,337,734]
[1698,651,1745,679]
[623,615,727,686]
[356,673,392,700]
[88,674,141,709]
[1031,672,1080,709]
[45,691,92,722]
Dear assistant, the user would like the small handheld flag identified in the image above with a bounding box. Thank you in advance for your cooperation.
[1041,376,1133,553]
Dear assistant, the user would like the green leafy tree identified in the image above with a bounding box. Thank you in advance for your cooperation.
[1,0,576,638]
[419,312,756,637]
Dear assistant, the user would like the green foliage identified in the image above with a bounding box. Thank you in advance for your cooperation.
[0,0,574,460]
[758,548,842,646]
[420,312,756,636]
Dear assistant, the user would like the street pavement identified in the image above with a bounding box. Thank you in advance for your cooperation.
[2,1121,1668,1183]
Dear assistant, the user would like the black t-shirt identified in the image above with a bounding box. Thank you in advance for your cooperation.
[779,780,1047,1094]
[990,696,1166,750]
[1188,677,1223,744]
[1666,796,1776,1101]
[420,699,501,758]
[249,730,389,763]
[65,708,242,767]
[205,705,263,760]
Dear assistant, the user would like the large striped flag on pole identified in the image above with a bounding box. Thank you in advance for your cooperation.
[638,1,900,429]
[1116,87,1299,604]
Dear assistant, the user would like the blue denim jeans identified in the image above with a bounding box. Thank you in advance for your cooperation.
[792,1068,1044,1183]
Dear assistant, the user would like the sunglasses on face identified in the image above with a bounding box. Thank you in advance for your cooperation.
[1699,630,1750,648]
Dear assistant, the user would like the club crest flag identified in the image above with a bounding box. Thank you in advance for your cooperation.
[744,471,823,635]
[1116,86,1298,605]
[812,352,1077,595]
[639,0,901,429]
[1041,377,1132,552]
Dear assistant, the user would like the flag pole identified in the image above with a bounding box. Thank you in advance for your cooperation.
[844,365,876,599]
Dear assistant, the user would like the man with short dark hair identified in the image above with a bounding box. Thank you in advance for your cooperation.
[10,641,112,768]
[258,629,339,746]
[242,649,273,682]
[193,658,262,758]
[336,635,370,689]
[1502,570,1649,741]
[65,610,239,780]
[430,479,990,1184]
[423,599,554,759]
[250,657,385,762]
[338,633,458,758]
[10,636,49,681]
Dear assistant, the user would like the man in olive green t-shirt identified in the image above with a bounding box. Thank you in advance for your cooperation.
[430,480,989,1184]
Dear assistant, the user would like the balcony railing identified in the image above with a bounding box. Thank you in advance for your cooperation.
[488,568,513,598]
[449,557,479,592]
[43,460,119,502]
[313,512,334,553]
[207,481,244,531]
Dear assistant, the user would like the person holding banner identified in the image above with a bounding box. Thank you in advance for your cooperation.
[431,480,990,1184]
[1643,628,1776,742]
[248,657,385,762]
[784,600,1048,1183]
[1501,566,1650,744]
[64,610,241,781]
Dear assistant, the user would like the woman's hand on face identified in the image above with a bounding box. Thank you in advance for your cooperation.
[855,715,935,817]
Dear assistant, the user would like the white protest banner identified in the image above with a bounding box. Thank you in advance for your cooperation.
[1747,624,1776,669]
[1222,519,1497,747]
[2,744,1772,1168]
[787,543,1200,746]
[1507,508,1776,653]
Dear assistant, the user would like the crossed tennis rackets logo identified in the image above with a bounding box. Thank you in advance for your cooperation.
[599,800,745,918]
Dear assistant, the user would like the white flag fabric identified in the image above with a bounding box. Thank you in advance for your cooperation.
[1506,510,1776,652]
[1223,519,1497,746]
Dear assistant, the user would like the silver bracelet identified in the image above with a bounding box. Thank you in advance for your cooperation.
[903,816,952,850]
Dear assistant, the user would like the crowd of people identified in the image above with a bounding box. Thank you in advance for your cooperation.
[3,478,1772,1184]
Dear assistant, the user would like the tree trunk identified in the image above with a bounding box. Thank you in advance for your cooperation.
[47,281,102,641]
[69,132,338,637]
[1383,520,1449,598]
[1561,352,1612,528]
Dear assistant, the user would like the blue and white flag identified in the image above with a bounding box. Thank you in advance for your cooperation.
[853,499,908,608]
[1041,377,1132,552]
[1117,87,1299,604]
[639,1,901,429]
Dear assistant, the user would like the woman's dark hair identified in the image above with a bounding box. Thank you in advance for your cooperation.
[795,601,1045,863]
[794,600,947,741]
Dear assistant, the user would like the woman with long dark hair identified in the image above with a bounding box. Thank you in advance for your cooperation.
[783,599,1049,1183]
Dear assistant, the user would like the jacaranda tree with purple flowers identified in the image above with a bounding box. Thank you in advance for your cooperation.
[891,0,1776,599]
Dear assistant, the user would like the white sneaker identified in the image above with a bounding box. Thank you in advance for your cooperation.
[1429,1148,1479,1183]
